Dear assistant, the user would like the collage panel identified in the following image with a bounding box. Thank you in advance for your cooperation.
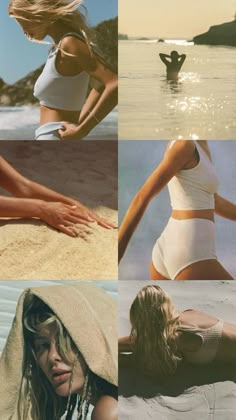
[119,0,236,140]
[0,141,118,280]
[0,0,118,140]
[119,280,236,419]
[0,280,118,419]
[119,140,236,280]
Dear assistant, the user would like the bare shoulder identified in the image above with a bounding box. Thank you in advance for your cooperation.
[92,395,118,420]
[163,140,196,169]
[166,140,196,156]
[60,35,94,69]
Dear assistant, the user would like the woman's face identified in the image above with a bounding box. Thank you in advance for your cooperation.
[33,323,87,397]
[15,16,49,41]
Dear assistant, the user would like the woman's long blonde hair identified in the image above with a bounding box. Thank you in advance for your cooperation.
[130,285,182,379]
[8,0,94,55]
[18,295,105,420]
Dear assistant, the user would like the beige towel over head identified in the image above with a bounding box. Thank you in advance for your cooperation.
[0,283,117,419]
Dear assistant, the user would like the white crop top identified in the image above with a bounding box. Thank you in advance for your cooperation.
[167,140,219,210]
[179,319,223,364]
[34,32,90,111]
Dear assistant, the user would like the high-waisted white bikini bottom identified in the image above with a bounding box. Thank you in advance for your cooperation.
[35,122,63,140]
[152,217,217,279]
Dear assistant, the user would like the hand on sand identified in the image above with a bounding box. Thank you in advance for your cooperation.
[73,201,117,230]
[39,202,92,237]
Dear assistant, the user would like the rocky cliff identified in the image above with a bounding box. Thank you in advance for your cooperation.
[193,20,236,47]
[0,17,117,107]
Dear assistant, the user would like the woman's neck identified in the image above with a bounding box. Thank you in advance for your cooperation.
[47,21,76,44]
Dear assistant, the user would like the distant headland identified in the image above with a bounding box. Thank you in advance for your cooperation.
[193,20,236,47]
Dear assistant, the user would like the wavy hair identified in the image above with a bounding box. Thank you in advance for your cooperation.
[17,295,112,420]
[130,285,182,379]
[8,0,95,56]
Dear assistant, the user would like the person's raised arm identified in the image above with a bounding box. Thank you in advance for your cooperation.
[159,53,170,66]
[178,54,186,66]
[118,140,196,262]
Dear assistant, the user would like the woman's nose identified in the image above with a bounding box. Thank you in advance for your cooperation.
[48,342,61,363]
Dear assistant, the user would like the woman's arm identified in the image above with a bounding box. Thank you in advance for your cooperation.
[119,336,133,353]
[0,196,91,237]
[0,156,116,229]
[58,37,118,139]
[215,194,236,221]
[118,140,196,262]
[159,53,170,65]
[92,396,118,420]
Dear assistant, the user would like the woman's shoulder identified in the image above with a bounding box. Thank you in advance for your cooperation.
[164,140,196,165]
[92,395,118,420]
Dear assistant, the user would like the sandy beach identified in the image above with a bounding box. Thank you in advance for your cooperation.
[0,141,117,280]
[119,281,236,419]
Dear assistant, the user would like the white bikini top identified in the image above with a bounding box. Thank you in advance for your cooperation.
[178,318,223,364]
[167,140,219,210]
[34,32,90,111]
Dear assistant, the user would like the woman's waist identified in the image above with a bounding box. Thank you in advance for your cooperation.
[171,209,215,222]
[39,105,80,125]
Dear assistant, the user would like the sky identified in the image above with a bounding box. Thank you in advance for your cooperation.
[0,0,117,84]
[119,0,236,39]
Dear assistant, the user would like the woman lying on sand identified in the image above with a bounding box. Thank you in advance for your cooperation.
[0,155,116,237]
[119,285,236,378]
[0,283,118,419]
[119,140,235,279]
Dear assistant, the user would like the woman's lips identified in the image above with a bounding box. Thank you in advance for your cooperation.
[51,371,71,384]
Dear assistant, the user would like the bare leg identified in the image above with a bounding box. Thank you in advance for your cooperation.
[175,259,234,280]
[150,261,170,280]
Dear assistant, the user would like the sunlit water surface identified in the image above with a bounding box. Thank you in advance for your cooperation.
[119,40,236,140]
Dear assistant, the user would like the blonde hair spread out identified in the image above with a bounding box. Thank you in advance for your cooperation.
[130,285,182,379]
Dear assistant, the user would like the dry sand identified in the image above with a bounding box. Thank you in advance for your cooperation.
[119,281,236,420]
[0,141,117,280]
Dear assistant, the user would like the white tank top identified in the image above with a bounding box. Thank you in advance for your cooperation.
[34,32,90,111]
[167,141,219,210]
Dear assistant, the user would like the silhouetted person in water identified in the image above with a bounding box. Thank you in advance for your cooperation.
[159,50,186,80]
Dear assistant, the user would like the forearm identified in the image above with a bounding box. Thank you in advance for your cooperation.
[215,194,236,220]
[78,88,102,124]
[119,336,133,352]
[119,192,149,261]
[0,196,43,218]
[77,79,118,137]
[17,180,77,206]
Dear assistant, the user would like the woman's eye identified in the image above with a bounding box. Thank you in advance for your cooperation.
[34,342,49,352]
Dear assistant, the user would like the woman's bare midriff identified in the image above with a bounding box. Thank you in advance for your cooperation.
[39,105,80,125]
[171,209,215,222]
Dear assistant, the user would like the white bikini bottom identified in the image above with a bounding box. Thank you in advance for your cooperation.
[152,217,217,279]
[35,122,64,140]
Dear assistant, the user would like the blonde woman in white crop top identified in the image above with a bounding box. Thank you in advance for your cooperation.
[119,140,235,280]
[8,0,118,140]
[119,285,236,378]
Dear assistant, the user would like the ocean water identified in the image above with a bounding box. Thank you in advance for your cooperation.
[119,40,236,140]
[0,106,118,140]
[119,140,236,280]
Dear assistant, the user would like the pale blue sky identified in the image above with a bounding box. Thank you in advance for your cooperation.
[0,0,117,83]
[119,0,236,39]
